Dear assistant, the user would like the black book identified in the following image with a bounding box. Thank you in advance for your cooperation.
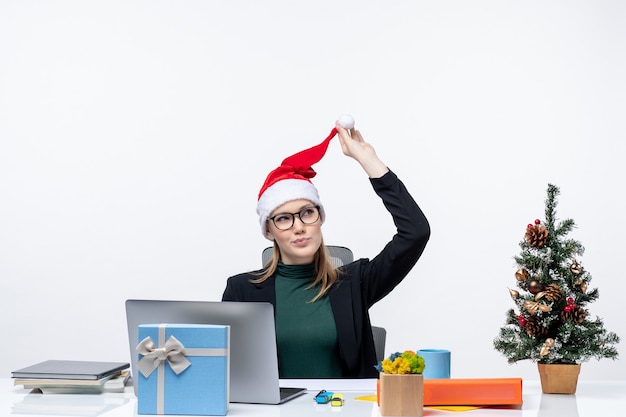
[11,360,130,381]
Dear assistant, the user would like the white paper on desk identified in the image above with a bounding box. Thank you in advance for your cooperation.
[12,392,128,416]
[280,378,377,392]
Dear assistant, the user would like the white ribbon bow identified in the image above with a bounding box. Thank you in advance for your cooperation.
[136,335,191,378]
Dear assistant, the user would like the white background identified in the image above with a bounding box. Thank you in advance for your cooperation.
[1,0,624,381]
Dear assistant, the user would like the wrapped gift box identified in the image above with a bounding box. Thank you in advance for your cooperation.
[423,378,522,406]
[137,323,230,415]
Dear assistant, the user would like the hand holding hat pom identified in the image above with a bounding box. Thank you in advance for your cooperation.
[338,114,355,129]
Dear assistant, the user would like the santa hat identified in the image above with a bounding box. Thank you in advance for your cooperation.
[256,115,355,238]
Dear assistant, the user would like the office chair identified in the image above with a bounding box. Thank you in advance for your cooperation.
[261,245,387,363]
[372,326,387,364]
[261,245,354,268]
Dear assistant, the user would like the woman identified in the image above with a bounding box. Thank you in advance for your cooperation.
[222,120,430,378]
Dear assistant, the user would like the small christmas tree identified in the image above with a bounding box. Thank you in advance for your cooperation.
[494,184,619,365]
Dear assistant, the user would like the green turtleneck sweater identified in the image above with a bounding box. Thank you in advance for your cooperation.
[274,262,343,378]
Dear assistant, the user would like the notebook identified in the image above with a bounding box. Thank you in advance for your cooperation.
[125,299,306,404]
[11,360,129,381]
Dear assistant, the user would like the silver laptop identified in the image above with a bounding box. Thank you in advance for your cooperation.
[125,299,306,404]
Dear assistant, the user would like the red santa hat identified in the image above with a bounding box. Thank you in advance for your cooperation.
[256,115,355,238]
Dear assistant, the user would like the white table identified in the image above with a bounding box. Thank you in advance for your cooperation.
[3,378,626,417]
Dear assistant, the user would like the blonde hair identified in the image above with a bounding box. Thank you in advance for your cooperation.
[251,239,340,302]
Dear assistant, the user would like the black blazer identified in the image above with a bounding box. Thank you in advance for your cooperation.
[222,170,430,377]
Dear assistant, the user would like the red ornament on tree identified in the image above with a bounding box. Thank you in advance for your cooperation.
[534,219,541,225]
[519,315,527,327]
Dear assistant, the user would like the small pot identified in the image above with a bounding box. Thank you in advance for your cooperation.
[537,363,581,394]
[379,373,424,416]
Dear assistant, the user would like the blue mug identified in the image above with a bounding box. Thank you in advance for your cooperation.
[418,349,451,379]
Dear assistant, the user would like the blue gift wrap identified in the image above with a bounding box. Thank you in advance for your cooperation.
[137,323,230,415]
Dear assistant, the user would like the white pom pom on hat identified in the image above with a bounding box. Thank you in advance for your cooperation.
[338,114,355,129]
[256,115,355,238]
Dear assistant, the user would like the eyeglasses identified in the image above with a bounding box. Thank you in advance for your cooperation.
[267,205,321,231]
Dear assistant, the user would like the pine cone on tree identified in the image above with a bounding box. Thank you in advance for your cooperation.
[561,306,587,324]
[525,315,549,338]
[525,224,548,248]
[543,283,562,302]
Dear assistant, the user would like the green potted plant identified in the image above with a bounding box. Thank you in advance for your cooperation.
[493,184,619,394]
[375,351,425,416]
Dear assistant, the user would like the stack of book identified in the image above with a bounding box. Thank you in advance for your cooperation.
[12,360,130,394]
